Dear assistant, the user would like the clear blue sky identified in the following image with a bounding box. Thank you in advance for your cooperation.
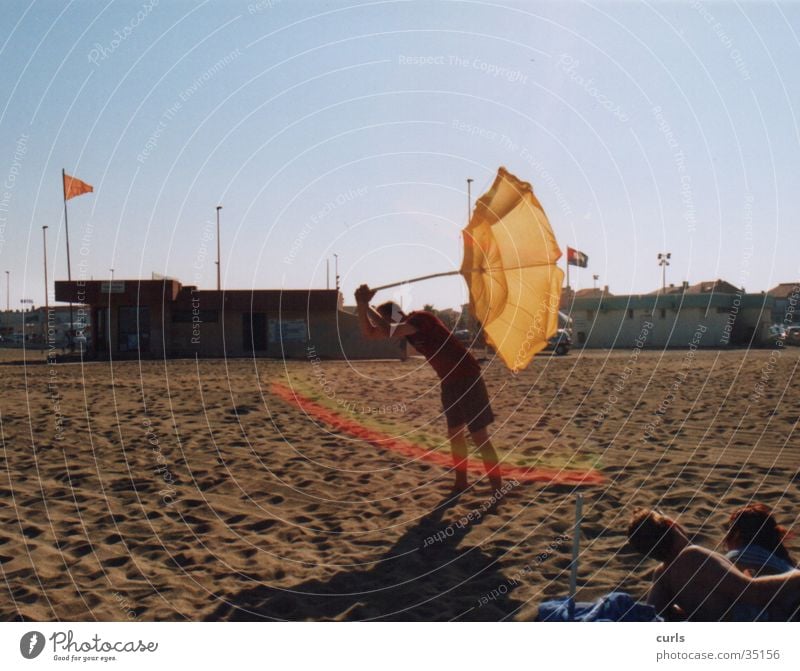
[1,0,798,311]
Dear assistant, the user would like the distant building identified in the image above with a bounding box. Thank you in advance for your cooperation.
[54,279,403,360]
[0,306,85,345]
[560,279,773,348]
[767,282,800,325]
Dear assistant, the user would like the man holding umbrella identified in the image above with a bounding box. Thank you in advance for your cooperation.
[355,284,502,493]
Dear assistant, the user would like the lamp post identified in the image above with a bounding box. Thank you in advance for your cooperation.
[593,274,599,289]
[466,178,474,223]
[333,253,339,292]
[216,205,222,291]
[5,270,8,311]
[43,227,49,346]
[657,252,671,291]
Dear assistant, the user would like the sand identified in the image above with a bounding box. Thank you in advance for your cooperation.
[0,347,798,621]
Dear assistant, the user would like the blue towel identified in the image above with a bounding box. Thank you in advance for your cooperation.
[537,591,663,622]
[726,546,796,576]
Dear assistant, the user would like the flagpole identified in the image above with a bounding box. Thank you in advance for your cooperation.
[62,169,74,349]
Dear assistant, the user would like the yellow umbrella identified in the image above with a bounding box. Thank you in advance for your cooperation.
[373,166,565,372]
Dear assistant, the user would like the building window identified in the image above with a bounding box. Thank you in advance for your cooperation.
[716,307,729,313]
[627,309,634,319]
[95,308,109,351]
[577,331,586,344]
[172,310,219,323]
[660,308,666,319]
[118,306,150,353]
[586,310,594,320]
[243,312,267,351]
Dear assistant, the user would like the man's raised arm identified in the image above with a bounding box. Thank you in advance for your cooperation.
[355,285,390,340]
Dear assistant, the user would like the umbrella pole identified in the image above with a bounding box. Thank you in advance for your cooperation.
[371,270,461,292]
[567,493,583,621]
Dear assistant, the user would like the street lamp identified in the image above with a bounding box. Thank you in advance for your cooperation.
[216,205,222,291]
[5,270,8,311]
[466,178,474,224]
[333,253,339,292]
[657,252,671,292]
[43,227,49,346]
[593,274,599,289]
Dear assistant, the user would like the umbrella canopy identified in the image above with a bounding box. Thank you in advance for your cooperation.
[461,167,564,372]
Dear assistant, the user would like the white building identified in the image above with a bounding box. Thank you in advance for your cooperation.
[561,280,773,349]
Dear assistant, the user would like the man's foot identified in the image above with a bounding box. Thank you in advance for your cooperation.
[489,474,503,492]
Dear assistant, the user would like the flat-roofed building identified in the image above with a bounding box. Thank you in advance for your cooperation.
[560,280,773,349]
[54,279,404,360]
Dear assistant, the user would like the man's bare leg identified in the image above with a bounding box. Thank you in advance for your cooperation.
[471,427,503,491]
[447,424,469,491]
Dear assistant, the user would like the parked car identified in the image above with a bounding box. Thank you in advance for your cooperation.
[73,331,90,354]
[454,329,473,345]
[784,326,800,346]
[546,328,572,356]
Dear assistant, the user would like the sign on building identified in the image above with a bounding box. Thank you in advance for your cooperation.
[101,281,126,294]
[268,319,307,344]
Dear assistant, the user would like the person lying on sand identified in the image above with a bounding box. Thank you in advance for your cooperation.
[355,284,502,493]
[628,508,800,621]
[723,503,797,576]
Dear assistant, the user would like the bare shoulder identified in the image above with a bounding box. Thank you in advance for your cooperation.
[675,545,747,584]
[677,545,722,564]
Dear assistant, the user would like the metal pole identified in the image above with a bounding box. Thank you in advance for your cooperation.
[5,270,8,311]
[43,227,49,348]
[62,169,74,345]
[466,178,473,223]
[216,205,222,291]
[326,259,330,290]
[568,493,584,621]
[371,270,461,292]
[334,253,339,292]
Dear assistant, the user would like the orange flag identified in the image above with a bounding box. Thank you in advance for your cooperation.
[63,172,93,200]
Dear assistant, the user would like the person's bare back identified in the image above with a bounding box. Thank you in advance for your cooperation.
[629,509,800,621]
[653,545,756,620]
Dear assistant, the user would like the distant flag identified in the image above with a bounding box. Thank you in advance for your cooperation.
[63,172,93,201]
[567,246,588,268]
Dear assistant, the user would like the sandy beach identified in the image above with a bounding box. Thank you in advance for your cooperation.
[1,347,798,621]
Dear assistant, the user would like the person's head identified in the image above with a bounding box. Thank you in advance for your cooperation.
[724,503,793,563]
[627,508,688,562]
[376,301,405,324]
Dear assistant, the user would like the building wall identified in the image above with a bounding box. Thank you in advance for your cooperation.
[569,295,773,349]
[166,307,403,360]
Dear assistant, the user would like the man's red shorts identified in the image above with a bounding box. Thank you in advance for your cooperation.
[440,375,495,433]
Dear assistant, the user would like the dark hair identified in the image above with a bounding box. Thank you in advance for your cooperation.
[724,503,793,564]
[627,508,683,562]
[376,301,404,322]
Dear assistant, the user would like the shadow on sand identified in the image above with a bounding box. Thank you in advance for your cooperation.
[208,493,523,621]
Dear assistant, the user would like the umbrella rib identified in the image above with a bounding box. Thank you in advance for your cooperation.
[501,301,543,322]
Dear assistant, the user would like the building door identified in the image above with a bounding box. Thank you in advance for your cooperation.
[94,308,109,351]
[243,312,267,352]
[118,306,151,353]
